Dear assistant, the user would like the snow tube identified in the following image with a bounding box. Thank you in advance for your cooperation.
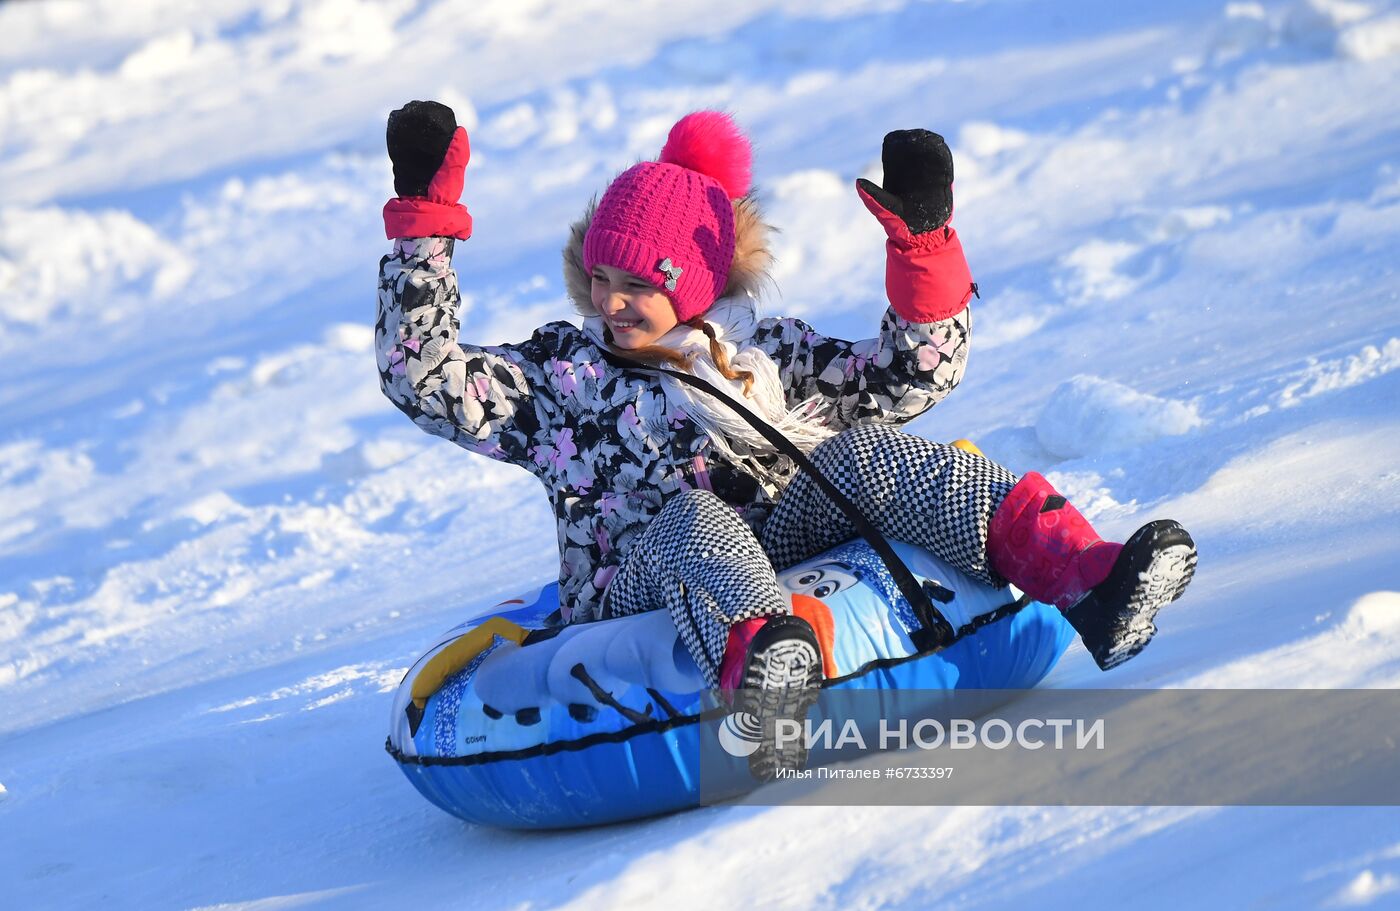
[386,538,1074,829]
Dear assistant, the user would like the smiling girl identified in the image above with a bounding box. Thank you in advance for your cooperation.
[376,102,1197,776]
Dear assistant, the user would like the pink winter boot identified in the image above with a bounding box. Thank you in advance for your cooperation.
[986,472,1197,670]
[718,615,823,780]
[719,618,769,695]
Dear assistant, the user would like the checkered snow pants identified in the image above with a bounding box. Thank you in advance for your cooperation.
[601,424,1019,688]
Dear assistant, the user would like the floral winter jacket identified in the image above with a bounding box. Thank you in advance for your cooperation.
[375,235,972,623]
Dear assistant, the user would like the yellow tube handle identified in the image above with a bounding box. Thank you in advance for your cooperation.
[410,616,530,710]
[950,438,984,457]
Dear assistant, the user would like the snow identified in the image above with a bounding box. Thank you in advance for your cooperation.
[1335,870,1400,906]
[1276,337,1400,407]
[2,0,1399,908]
[1035,375,1205,459]
[1346,591,1400,636]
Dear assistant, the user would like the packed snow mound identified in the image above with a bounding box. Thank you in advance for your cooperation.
[1332,869,1400,907]
[0,206,192,328]
[1345,591,1400,637]
[1277,338,1400,408]
[1035,375,1204,459]
[1282,0,1400,61]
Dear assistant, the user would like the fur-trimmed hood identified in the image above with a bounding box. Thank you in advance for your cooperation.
[562,193,775,318]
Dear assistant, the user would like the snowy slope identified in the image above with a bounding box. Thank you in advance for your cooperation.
[2,0,1399,907]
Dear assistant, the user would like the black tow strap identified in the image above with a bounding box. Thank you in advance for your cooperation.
[598,349,954,652]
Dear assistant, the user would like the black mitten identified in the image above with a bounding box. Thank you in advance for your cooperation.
[856,129,955,236]
[386,100,458,198]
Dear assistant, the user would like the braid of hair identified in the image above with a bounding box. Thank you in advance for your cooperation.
[693,317,756,397]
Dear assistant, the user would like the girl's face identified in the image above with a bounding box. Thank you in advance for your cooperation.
[590,264,679,349]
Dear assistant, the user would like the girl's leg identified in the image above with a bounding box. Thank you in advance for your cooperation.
[603,488,790,689]
[604,489,825,778]
[762,424,1196,669]
[760,423,1017,585]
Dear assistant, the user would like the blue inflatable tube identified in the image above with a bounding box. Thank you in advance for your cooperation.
[386,539,1074,829]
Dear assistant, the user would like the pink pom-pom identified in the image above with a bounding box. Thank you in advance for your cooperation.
[659,111,752,199]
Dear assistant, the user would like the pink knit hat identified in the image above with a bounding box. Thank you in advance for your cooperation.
[583,111,753,323]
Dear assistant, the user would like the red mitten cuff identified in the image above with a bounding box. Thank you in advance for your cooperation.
[857,181,975,323]
[383,198,473,240]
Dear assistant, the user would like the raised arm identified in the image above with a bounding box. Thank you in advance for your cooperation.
[376,101,559,468]
[756,129,975,430]
[376,236,561,467]
[755,306,969,430]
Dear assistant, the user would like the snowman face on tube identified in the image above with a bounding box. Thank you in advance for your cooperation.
[778,562,861,601]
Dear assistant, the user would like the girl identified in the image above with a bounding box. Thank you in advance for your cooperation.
[376,103,1196,774]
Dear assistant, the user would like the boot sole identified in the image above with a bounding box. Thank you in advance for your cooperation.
[1068,521,1198,670]
[737,628,823,781]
